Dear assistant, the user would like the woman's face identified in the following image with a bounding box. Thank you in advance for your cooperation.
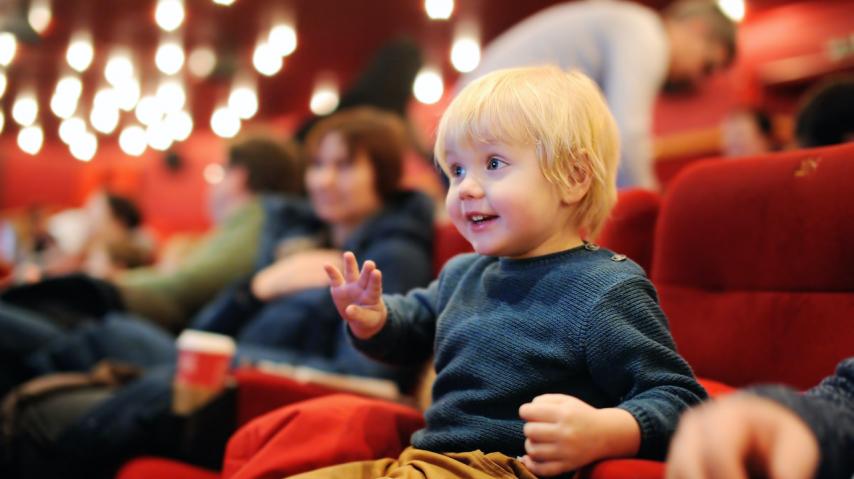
[306,131,383,228]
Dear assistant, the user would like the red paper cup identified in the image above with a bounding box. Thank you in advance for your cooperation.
[173,330,236,415]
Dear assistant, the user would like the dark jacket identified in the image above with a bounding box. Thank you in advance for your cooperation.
[191,191,435,391]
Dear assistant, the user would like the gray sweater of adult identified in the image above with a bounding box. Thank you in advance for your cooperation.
[752,358,854,479]
[352,245,707,459]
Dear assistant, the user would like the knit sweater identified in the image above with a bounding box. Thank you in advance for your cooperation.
[751,357,854,479]
[352,245,707,459]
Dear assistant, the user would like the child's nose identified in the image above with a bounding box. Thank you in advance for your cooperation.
[457,175,485,199]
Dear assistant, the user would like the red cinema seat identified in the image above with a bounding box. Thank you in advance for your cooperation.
[581,143,854,479]
[598,188,661,274]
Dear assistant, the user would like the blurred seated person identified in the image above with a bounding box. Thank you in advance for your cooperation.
[38,191,154,278]
[190,106,434,384]
[667,357,853,479]
[0,107,434,477]
[720,107,781,157]
[794,76,854,148]
[0,136,303,333]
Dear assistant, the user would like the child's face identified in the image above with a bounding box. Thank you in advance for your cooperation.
[444,141,579,258]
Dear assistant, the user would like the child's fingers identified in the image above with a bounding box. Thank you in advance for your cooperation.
[521,458,568,478]
[343,252,359,282]
[524,439,563,462]
[324,264,345,287]
[522,422,560,442]
[519,402,562,423]
[344,304,379,325]
[357,260,376,289]
[532,393,574,404]
[366,269,383,301]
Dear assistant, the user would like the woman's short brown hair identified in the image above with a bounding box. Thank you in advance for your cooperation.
[304,107,408,201]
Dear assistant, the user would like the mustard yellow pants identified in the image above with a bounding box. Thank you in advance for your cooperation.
[287,447,538,479]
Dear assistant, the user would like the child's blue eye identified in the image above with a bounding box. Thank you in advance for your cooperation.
[486,157,507,170]
[450,165,465,177]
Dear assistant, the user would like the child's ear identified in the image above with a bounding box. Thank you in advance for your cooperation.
[559,160,592,205]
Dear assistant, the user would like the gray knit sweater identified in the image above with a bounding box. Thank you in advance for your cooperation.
[352,245,707,459]
[751,358,854,479]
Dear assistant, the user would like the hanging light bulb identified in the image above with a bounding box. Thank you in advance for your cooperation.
[135,95,164,126]
[450,36,481,73]
[28,0,52,34]
[155,0,185,32]
[268,23,297,57]
[0,32,17,67]
[228,82,258,119]
[188,46,217,78]
[59,116,86,145]
[12,92,39,126]
[70,131,98,162]
[164,110,193,141]
[18,124,44,155]
[0,71,6,98]
[105,51,134,87]
[424,0,454,20]
[155,39,185,75]
[413,68,444,104]
[210,106,240,138]
[66,31,94,72]
[309,81,339,116]
[146,121,174,151]
[115,77,141,111]
[717,0,746,22]
[119,125,147,156]
[50,76,83,119]
[156,78,186,114]
[252,41,282,76]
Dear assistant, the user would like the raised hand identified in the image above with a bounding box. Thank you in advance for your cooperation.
[324,251,387,339]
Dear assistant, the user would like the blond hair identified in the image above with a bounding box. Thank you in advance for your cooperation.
[434,65,619,238]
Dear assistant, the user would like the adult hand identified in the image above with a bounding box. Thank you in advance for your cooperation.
[667,394,819,479]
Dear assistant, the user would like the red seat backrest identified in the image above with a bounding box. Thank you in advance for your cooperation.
[598,188,661,274]
[652,143,854,389]
[432,221,473,277]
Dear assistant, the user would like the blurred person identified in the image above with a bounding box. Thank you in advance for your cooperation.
[0,107,435,478]
[113,136,303,331]
[31,191,155,279]
[720,107,781,157]
[667,357,854,479]
[794,76,854,148]
[460,0,737,189]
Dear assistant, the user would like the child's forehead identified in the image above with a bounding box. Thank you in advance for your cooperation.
[444,138,536,157]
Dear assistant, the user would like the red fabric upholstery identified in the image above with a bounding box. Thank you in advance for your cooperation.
[222,394,424,479]
[652,143,854,390]
[580,459,666,479]
[233,368,341,426]
[115,457,219,479]
[598,188,661,274]
[433,220,472,276]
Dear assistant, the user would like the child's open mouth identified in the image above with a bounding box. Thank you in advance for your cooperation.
[467,213,499,228]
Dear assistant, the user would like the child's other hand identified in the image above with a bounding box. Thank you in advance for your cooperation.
[666,394,819,479]
[324,251,387,339]
[519,394,639,476]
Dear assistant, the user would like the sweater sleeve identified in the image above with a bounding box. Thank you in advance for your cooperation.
[348,279,440,366]
[583,276,707,460]
[749,358,854,479]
